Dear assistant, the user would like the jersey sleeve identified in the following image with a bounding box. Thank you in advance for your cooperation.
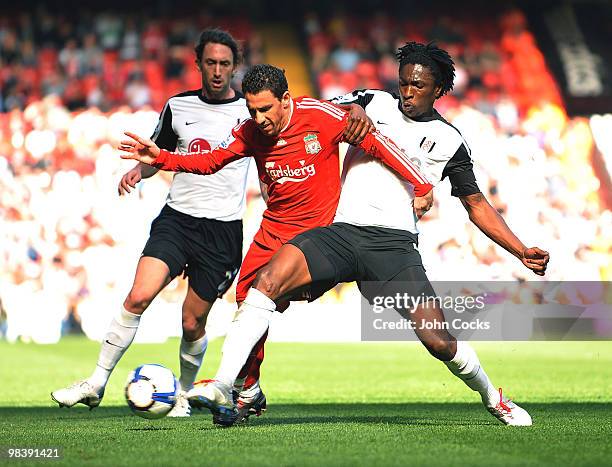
[329,89,375,109]
[153,122,251,175]
[441,144,480,197]
[312,99,433,196]
[150,101,178,151]
[356,131,433,196]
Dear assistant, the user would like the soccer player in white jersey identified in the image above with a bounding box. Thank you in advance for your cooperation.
[187,42,549,426]
[51,29,252,417]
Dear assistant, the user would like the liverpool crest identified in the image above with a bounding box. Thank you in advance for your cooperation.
[303,133,322,155]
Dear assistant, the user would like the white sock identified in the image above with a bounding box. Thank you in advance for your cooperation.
[179,333,208,391]
[444,341,499,407]
[88,307,141,392]
[214,288,275,387]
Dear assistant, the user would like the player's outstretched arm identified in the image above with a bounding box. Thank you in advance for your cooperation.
[460,192,550,275]
[119,130,247,176]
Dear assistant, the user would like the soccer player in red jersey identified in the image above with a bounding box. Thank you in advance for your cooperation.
[119,64,433,424]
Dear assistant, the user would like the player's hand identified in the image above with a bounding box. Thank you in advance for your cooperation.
[520,247,550,276]
[343,104,374,145]
[413,190,434,219]
[118,166,143,196]
[119,131,161,165]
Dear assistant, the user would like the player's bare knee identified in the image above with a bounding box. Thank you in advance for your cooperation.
[253,267,281,299]
[423,335,455,361]
[124,289,152,314]
[182,298,208,335]
[181,314,205,340]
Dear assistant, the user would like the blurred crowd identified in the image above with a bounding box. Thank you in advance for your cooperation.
[0,7,610,343]
[0,8,264,112]
[0,97,265,342]
[306,8,561,116]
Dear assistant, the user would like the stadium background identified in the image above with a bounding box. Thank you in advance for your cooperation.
[0,0,610,345]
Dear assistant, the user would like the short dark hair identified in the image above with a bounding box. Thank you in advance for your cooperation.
[194,28,240,65]
[241,64,289,99]
[396,41,455,96]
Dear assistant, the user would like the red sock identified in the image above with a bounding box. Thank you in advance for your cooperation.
[238,331,267,390]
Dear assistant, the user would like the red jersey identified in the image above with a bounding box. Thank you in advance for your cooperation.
[154,96,432,241]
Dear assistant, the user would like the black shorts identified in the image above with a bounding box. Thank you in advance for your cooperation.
[288,222,434,303]
[142,205,242,302]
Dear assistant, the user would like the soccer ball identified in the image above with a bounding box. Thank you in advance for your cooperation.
[125,364,178,419]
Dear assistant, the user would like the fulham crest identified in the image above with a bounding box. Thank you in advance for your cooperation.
[419,137,436,153]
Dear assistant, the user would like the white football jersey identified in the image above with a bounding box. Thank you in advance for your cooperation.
[331,89,478,233]
[151,90,251,220]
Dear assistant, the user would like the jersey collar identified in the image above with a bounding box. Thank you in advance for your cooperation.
[198,90,244,105]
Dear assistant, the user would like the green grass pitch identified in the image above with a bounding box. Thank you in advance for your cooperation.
[1,338,611,466]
